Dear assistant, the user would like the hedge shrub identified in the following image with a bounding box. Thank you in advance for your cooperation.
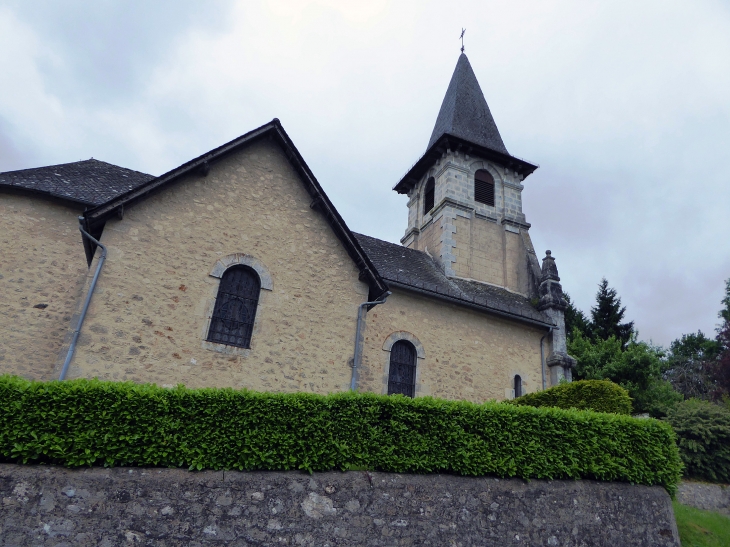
[0,375,681,493]
[507,380,633,415]
[664,399,730,483]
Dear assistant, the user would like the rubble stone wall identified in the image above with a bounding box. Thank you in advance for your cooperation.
[0,465,679,546]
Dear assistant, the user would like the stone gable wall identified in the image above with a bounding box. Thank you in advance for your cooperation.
[358,289,543,402]
[67,140,369,392]
[0,464,680,546]
[0,195,87,380]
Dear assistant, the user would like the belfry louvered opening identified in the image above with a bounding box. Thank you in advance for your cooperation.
[423,177,435,215]
[207,266,261,349]
[474,169,495,207]
[388,340,417,398]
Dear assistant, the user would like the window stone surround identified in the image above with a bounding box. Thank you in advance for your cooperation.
[381,331,426,397]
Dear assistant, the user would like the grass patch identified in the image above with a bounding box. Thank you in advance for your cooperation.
[673,502,730,547]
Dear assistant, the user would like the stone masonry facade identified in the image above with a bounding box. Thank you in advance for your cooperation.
[402,149,540,298]
[0,464,680,546]
[0,195,88,380]
[67,140,369,393]
[360,290,544,402]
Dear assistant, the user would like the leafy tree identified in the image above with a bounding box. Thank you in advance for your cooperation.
[564,292,590,341]
[663,331,721,400]
[569,331,681,416]
[590,278,634,347]
[710,280,730,400]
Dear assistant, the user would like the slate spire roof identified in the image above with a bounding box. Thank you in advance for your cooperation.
[427,53,508,154]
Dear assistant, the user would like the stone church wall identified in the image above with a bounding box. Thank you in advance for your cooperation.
[358,289,543,402]
[0,195,87,380]
[0,464,680,546]
[66,140,369,392]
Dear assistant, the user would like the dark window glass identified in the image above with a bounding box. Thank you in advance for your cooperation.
[423,177,435,215]
[388,340,417,398]
[474,169,495,207]
[514,375,522,398]
[207,266,260,349]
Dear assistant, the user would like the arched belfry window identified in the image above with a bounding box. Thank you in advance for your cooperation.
[423,177,435,215]
[388,340,417,397]
[207,266,261,349]
[474,169,495,207]
[514,375,523,398]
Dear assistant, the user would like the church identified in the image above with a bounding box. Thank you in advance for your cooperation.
[0,54,575,402]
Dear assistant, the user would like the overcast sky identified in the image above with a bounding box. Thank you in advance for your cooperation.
[1,0,729,347]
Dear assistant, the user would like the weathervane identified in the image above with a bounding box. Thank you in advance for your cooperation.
[460,28,466,53]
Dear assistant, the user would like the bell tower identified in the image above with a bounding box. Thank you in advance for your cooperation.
[394,53,543,298]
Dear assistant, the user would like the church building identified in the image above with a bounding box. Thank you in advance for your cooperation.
[0,54,575,402]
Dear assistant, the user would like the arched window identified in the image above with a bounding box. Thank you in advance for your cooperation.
[388,340,417,397]
[207,266,261,349]
[423,177,435,215]
[474,169,495,207]
[514,375,523,398]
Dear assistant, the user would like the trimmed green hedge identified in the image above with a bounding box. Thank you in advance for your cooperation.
[507,380,633,415]
[664,399,730,483]
[0,376,681,493]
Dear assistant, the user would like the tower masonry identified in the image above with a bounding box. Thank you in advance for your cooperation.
[395,53,543,299]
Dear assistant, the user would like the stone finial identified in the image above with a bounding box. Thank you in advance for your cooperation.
[537,250,567,311]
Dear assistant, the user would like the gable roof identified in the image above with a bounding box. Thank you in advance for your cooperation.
[0,159,153,207]
[354,233,554,328]
[428,53,508,154]
[81,119,389,299]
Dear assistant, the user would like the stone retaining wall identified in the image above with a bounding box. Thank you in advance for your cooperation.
[0,465,679,546]
[677,480,730,516]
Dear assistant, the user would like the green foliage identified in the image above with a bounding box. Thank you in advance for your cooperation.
[664,399,730,483]
[719,278,730,326]
[507,380,633,415]
[564,292,590,341]
[590,278,634,348]
[673,502,730,547]
[664,331,722,400]
[0,375,682,493]
[569,331,681,416]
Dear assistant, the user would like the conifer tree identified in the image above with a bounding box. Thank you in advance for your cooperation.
[564,292,590,340]
[590,278,634,347]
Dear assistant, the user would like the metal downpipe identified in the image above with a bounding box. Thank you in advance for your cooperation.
[350,291,391,391]
[59,221,108,380]
[539,326,553,391]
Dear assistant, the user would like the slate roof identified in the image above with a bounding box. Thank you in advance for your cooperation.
[393,55,538,195]
[428,53,508,154]
[353,233,553,327]
[0,159,154,207]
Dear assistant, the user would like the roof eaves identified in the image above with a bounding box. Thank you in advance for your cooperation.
[82,119,389,298]
[386,279,554,329]
[393,133,539,195]
[0,184,92,209]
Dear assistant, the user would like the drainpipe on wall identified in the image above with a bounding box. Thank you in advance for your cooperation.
[59,219,108,381]
[539,326,553,391]
[350,291,391,391]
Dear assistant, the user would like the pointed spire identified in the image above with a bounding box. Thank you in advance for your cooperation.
[428,54,508,155]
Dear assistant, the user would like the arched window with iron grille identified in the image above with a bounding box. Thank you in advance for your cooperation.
[423,177,435,215]
[388,340,417,397]
[207,266,261,349]
[514,374,523,398]
[474,169,495,207]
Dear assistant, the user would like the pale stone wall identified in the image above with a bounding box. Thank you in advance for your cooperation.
[68,140,369,392]
[403,150,535,298]
[357,289,544,402]
[0,195,87,380]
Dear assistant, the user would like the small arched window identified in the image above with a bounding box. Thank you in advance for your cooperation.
[514,375,523,398]
[388,340,417,397]
[423,177,435,215]
[207,266,261,349]
[474,169,495,207]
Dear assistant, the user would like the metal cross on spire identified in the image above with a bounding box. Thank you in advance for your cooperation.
[460,28,466,53]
